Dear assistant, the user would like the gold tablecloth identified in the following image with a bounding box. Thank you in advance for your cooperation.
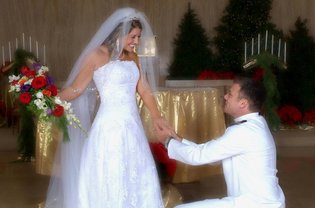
[36,87,225,183]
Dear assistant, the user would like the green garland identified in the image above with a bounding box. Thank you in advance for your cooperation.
[244,52,286,130]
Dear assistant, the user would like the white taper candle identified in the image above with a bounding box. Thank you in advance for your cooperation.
[271,35,274,55]
[278,39,281,58]
[251,38,254,55]
[43,44,46,64]
[22,33,25,49]
[36,41,39,59]
[244,41,247,63]
[258,34,260,54]
[8,42,11,62]
[265,30,268,51]
[2,46,5,66]
[29,36,32,52]
[15,38,18,50]
[284,42,287,64]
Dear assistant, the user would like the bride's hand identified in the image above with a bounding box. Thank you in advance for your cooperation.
[153,117,177,138]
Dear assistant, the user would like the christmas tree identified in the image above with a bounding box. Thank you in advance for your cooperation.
[213,0,279,72]
[168,3,213,79]
[279,18,315,112]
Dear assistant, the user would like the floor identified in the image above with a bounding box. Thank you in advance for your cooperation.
[0,127,315,208]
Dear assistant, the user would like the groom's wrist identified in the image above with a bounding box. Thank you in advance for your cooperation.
[164,137,174,149]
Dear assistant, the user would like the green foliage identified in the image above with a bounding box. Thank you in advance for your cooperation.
[11,49,37,159]
[11,49,36,75]
[213,0,279,72]
[279,18,315,112]
[244,52,284,130]
[168,3,213,79]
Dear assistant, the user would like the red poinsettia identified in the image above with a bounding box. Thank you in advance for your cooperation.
[31,76,47,89]
[197,70,235,80]
[19,92,32,104]
[277,105,302,126]
[303,108,315,125]
[252,67,264,81]
[149,142,177,178]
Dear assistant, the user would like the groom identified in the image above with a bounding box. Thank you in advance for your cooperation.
[157,76,285,208]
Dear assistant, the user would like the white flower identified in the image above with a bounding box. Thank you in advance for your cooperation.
[25,79,33,85]
[34,99,47,110]
[8,75,20,83]
[36,91,44,99]
[54,96,62,105]
[38,66,49,75]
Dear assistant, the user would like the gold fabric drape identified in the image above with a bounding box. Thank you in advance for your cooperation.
[36,87,226,182]
[138,88,225,183]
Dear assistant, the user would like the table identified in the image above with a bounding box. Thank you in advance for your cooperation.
[138,88,226,183]
[36,87,226,183]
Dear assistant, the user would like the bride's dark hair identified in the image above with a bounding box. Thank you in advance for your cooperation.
[103,19,142,53]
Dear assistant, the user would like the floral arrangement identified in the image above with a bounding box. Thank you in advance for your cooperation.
[149,142,176,182]
[277,105,302,126]
[8,61,82,141]
[197,70,235,80]
[303,108,315,125]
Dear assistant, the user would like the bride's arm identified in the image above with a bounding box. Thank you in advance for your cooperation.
[58,48,108,101]
[133,54,175,135]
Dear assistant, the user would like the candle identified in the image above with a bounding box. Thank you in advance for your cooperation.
[244,41,247,63]
[251,38,254,55]
[15,38,18,50]
[36,41,39,59]
[271,35,274,55]
[2,46,4,66]
[43,44,46,64]
[8,42,11,62]
[278,39,281,58]
[258,34,260,54]
[22,33,25,49]
[265,30,268,51]
[284,42,287,64]
[29,36,32,52]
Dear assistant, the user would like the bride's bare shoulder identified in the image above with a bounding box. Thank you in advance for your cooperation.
[87,46,110,69]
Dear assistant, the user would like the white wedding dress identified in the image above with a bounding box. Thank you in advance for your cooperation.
[78,60,163,208]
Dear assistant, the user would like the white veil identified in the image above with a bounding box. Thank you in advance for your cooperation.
[45,8,159,208]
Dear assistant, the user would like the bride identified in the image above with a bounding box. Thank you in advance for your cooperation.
[45,8,173,208]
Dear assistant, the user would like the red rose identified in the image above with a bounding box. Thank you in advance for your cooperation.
[20,66,31,76]
[52,104,64,117]
[47,84,58,96]
[31,76,47,89]
[19,92,32,104]
[25,69,36,77]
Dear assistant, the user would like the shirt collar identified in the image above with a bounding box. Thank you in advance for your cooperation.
[234,112,259,123]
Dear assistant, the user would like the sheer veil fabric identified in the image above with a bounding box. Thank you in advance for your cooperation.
[45,8,159,208]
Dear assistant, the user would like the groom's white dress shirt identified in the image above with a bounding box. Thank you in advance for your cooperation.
[168,112,285,208]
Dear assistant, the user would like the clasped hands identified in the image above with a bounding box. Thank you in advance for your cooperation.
[152,117,181,144]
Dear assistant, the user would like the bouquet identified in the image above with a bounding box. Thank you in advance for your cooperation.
[8,60,83,141]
